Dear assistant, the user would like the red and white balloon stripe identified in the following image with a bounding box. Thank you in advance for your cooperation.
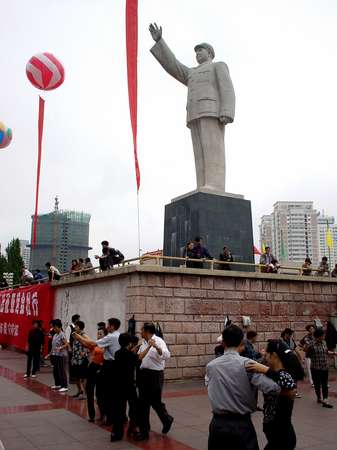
[26,52,65,91]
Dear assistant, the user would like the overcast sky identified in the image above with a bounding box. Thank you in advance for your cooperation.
[1,0,337,260]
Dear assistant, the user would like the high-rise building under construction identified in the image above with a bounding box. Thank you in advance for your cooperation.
[30,198,92,273]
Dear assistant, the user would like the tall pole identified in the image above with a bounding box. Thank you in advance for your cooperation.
[327,219,331,275]
[137,193,141,258]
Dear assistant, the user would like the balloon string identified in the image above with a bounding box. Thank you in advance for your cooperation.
[32,96,45,248]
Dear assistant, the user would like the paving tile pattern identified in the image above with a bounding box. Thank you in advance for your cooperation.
[1,349,337,449]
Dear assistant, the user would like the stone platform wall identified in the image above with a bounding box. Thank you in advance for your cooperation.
[125,268,337,380]
[53,265,337,380]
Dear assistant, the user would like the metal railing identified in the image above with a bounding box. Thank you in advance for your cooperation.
[0,256,333,291]
[138,255,332,277]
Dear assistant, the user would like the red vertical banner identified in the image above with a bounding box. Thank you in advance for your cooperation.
[32,96,45,247]
[126,0,140,191]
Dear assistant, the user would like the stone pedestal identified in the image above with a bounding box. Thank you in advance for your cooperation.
[163,190,254,269]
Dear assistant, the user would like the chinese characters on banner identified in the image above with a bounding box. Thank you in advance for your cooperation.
[0,284,55,351]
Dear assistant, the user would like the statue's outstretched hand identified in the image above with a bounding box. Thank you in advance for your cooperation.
[149,23,162,42]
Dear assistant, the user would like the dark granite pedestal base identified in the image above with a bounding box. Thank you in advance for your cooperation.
[163,191,254,269]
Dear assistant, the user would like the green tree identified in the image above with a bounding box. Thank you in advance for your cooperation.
[0,253,8,280]
[6,238,24,285]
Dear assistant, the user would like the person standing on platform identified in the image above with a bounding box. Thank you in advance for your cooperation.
[192,236,212,269]
[45,262,61,281]
[135,323,173,441]
[218,246,233,270]
[70,259,79,275]
[95,240,112,271]
[24,320,45,378]
[317,256,329,276]
[301,257,312,276]
[65,314,80,383]
[206,325,280,450]
[331,264,337,277]
[182,241,195,268]
[84,257,95,275]
[73,317,121,424]
[21,267,34,285]
[33,269,44,283]
[260,247,279,273]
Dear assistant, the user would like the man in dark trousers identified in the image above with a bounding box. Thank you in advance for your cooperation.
[135,323,173,441]
[73,317,121,425]
[306,328,335,408]
[110,333,139,441]
[24,320,45,378]
[206,325,280,450]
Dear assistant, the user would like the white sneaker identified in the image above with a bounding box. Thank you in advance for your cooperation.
[31,374,37,378]
[24,374,29,378]
[58,387,68,393]
[51,385,61,389]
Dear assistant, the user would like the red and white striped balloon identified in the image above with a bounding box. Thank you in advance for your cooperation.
[26,52,65,91]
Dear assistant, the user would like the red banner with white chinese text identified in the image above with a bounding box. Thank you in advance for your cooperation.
[0,284,55,351]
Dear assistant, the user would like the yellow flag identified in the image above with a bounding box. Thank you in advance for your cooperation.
[262,242,266,253]
[326,229,333,249]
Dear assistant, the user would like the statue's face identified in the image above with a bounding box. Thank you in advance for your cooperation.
[195,47,211,64]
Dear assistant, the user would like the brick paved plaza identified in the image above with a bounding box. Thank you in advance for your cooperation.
[0,349,337,450]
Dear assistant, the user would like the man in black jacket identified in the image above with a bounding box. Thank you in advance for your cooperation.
[24,320,45,378]
[192,237,212,269]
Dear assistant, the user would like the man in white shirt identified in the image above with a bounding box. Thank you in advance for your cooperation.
[135,322,173,441]
[73,317,121,424]
[45,262,61,281]
[206,325,280,449]
[22,268,34,284]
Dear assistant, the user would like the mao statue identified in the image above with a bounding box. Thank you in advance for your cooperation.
[149,23,235,193]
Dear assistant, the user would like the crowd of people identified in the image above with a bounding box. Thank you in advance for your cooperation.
[301,255,337,277]
[183,236,233,269]
[22,310,337,448]
[24,314,173,442]
[260,246,335,276]
[46,240,124,281]
[182,239,336,277]
[3,237,337,291]
[15,240,125,287]
[209,322,337,450]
